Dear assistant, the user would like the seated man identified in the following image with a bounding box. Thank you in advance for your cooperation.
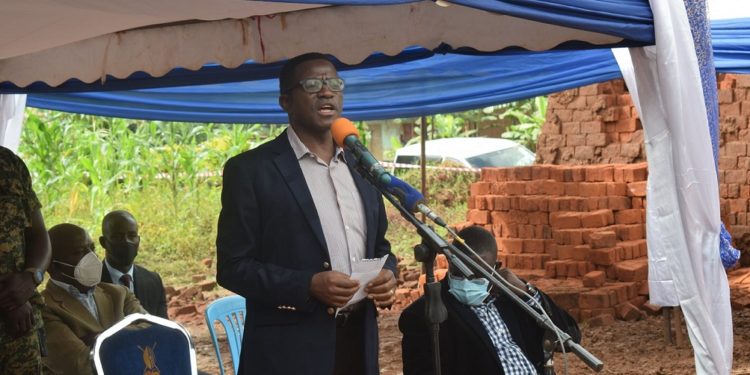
[42,223,146,375]
[99,210,168,318]
[399,226,581,375]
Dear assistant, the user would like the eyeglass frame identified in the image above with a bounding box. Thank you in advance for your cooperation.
[284,77,345,94]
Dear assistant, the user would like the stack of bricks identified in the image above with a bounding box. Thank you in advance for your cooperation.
[460,163,650,322]
[718,73,750,241]
[535,79,646,166]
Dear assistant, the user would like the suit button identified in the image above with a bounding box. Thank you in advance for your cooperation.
[323,261,330,269]
[327,307,335,315]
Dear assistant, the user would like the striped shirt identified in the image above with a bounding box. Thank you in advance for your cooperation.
[469,294,542,375]
[287,127,367,275]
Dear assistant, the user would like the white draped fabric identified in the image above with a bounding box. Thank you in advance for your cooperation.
[614,1,732,373]
[0,95,26,153]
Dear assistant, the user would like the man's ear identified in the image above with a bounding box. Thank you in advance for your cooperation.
[279,94,290,112]
[99,236,107,249]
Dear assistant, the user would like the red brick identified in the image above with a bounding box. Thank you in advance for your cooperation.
[617,240,642,260]
[553,229,585,246]
[492,196,511,211]
[615,209,644,224]
[616,302,643,321]
[524,239,546,254]
[615,118,638,132]
[511,166,532,181]
[615,224,645,241]
[580,209,614,228]
[725,170,747,184]
[563,182,580,196]
[588,231,617,249]
[579,290,613,309]
[579,183,607,197]
[615,259,648,282]
[504,181,527,195]
[475,196,489,210]
[719,156,737,170]
[627,181,647,197]
[572,245,590,261]
[582,270,606,287]
[622,163,648,182]
[500,238,523,254]
[589,247,618,265]
[544,182,565,196]
[581,120,605,133]
[550,212,581,229]
[468,210,490,224]
[470,182,491,196]
[531,166,550,180]
[544,262,557,278]
[632,197,645,209]
[549,167,565,182]
[641,301,662,315]
[608,196,631,210]
[571,167,586,182]
[556,245,575,259]
[566,134,586,147]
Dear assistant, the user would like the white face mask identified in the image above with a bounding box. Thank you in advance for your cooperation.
[54,252,102,287]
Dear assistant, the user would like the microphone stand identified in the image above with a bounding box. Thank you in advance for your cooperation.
[356,166,604,373]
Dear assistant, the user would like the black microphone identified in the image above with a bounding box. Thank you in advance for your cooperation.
[331,118,447,227]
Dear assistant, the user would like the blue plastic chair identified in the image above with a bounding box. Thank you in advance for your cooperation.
[204,295,246,375]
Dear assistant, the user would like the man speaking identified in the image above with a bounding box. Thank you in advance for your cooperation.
[216,52,398,375]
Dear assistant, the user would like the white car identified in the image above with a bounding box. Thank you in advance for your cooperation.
[392,137,536,170]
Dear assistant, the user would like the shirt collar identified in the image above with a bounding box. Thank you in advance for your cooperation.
[104,259,134,283]
[50,278,95,299]
[287,126,346,162]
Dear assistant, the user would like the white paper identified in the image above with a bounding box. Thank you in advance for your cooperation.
[337,255,389,315]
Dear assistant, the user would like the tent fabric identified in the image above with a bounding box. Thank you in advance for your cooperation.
[25,49,622,123]
[0,2,631,88]
[19,17,750,124]
[617,0,731,373]
[0,1,328,61]
[451,0,654,43]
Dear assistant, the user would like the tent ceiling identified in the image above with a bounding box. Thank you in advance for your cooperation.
[0,0,326,60]
[0,1,627,88]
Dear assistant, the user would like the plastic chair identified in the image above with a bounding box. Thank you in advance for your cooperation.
[204,295,246,375]
[92,313,198,375]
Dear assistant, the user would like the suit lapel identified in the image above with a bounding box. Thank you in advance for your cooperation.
[94,287,116,328]
[132,265,143,298]
[100,265,113,283]
[344,150,376,257]
[271,132,329,254]
[46,282,103,331]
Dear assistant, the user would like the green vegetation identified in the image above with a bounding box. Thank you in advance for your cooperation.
[21,109,284,285]
[19,99,548,285]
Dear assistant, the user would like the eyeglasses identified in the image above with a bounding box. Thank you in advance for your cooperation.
[290,77,345,93]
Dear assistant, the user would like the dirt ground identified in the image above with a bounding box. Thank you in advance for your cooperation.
[185,306,750,375]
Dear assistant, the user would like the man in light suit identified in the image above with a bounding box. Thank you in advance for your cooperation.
[216,52,398,375]
[99,210,168,318]
[42,223,145,375]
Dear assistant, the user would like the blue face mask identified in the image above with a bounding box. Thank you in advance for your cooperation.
[448,274,490,306]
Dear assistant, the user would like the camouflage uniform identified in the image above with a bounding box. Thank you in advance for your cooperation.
[0,146,44,374]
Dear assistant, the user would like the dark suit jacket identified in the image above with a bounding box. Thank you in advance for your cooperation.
[101,263,168,318]
[41,282,146,375]
[399,280,581,375]
[216,130,397,375]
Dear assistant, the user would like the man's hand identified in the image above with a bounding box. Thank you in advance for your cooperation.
[310,271,359,308]
[0,272,36,311]
[364,269,397,307]
[495,268,530,297]
[2,301,34,338]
